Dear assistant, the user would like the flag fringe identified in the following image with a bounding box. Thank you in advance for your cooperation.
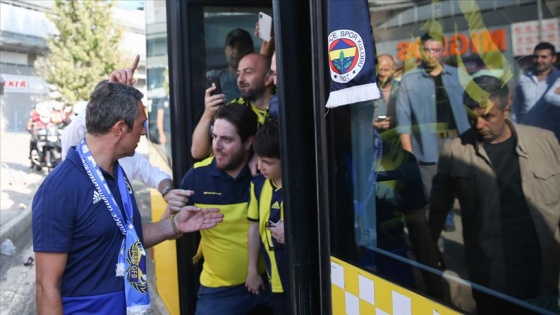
[127,304,152,315]
[326,83,381,108]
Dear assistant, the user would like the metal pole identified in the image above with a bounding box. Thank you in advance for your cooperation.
[537,0,544,42]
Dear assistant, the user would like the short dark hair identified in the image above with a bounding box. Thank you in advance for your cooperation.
[534,42,556,55]
[254,120,280,159]
[214,104,258,143]
[225,28,254,49]
[463,75,509,111]
[421,32,444,46]
[86,82,144,135]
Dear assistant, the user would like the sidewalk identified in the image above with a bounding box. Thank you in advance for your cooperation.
[0,131,44,245]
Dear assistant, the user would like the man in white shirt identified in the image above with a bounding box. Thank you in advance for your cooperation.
[512,42,560,139]
[62,56,191,213]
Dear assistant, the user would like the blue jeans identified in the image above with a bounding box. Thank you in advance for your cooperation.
[195,283,272,315]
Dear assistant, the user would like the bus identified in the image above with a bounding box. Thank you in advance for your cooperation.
[144,0,560,314]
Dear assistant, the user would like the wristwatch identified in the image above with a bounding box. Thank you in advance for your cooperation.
[161,186,173,198]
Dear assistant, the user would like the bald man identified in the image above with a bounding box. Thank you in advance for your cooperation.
[192,53,274,159]
[373,54,399,131]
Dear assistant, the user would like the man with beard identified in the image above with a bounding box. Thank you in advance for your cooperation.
[512,42,560,139]
[192,53,274,159]
[206,28,255,102]
[372,54,399,131]
[178,105,272,314]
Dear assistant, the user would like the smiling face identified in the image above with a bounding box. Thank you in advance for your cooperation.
[237,54,271,101]
[212,118,252,176]
[533,48,557,75]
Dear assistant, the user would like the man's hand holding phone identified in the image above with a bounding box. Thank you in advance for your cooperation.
[204,77,226,116]
[373,116,391,130]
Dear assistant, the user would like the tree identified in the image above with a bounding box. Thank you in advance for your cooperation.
[35,0,126,107]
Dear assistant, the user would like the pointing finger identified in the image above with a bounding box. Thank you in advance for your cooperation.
[130,54,140,72]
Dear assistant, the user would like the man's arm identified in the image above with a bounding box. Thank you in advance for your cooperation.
[191,86,224,159]
[119,155,170,191]
[35,252,67,315]
[142,205,223,248]
[428,141,456,243]
[399,134,413,153]
[156,108,167,144]
[395,77,413,153]
[543,79,560,107]
[61,111,87,158]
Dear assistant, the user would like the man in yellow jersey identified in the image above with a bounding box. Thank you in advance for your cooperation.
[191,53,274,160]
[179,105,271,314]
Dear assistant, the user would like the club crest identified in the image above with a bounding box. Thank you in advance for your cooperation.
[328,29,367,83]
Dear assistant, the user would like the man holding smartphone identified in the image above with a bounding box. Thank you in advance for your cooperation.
[206,28,255,103]
[372,54,399,131]
[192,53,275,160]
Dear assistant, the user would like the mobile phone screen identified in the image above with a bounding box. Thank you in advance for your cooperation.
[207,76,222,96]
[258,12,272,41]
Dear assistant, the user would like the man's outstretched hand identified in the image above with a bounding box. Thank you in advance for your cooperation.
[175,206,224,232]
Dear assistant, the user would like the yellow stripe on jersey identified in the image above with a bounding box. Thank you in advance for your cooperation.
[196,202,251,287]
[248,179,285,293]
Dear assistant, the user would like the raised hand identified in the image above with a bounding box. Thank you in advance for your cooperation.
[109,54,140,85]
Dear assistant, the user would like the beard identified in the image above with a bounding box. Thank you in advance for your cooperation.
[240,83,266,102]
[215,149,248,172]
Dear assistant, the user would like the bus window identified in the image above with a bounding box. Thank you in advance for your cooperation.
[328,1,559,314]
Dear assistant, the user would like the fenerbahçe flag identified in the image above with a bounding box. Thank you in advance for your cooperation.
[326,0,380,108]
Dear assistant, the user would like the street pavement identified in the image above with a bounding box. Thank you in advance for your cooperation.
[0,130,169,314]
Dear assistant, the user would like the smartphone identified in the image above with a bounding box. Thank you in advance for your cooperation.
[206,76,222,96]
[258,12,273,41]
[377,115,387,121]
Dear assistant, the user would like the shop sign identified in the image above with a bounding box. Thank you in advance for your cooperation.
[395,29,507,61]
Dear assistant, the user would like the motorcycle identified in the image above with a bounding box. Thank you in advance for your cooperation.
[30,118,63,172]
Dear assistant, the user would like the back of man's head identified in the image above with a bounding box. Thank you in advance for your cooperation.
[464,75,509,111]
[214,104,258,143]
[86,82,144,136]
[254,119,280,159]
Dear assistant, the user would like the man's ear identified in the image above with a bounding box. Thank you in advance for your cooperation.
[244,135,254,151]
[503,96,512,116]
[265,72,274,87]
[113,120,127,136]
